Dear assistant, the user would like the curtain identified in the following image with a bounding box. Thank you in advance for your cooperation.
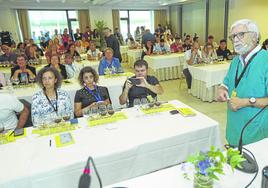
[17,9,31,41]
[78,10,91,33]
[112,10,120,32]
[154,10,167,30]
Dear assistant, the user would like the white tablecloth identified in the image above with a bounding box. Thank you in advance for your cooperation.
[144,53,185,81]
[120,46,128,63]
[188,62,230,88]
[188,62,230,102]
[106,137,268,188]
[0,100,221,188]
[1,75,127,109]
[127,49,143,67]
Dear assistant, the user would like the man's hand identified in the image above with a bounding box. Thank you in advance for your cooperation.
[229,97,248,111]
[217,87,229,102]
[124,80,133,91]
[136,77,149,88]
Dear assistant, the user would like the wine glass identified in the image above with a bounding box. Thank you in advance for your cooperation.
[61,111,71,122]
[82,107,90,118]
[133,98,141,108]
[154,97,161,107]
[117,66,124,74]
[107,104,115,116]
[29,77,35,84]
[12,78,20,86]
[90,106,99,120]
[99,104,107,117]
[140,98,148,109]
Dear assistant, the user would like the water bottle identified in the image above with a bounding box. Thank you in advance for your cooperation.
[262,166,268,188]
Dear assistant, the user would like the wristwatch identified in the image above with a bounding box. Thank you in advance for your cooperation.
[249,97,256,105]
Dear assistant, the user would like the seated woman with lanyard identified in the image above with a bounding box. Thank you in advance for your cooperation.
[98,47,121,75]
[45,55,67,79]
[11,54,36,84]
[31,67,73,126]
[74,66,111,117]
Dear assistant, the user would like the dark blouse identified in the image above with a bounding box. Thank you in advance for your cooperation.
[74,86,110,109]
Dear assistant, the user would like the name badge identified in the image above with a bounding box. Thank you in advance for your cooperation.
[231,90,237,97]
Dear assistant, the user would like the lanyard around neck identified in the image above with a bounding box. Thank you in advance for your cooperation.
[234,49,261,89]
[85,85,102,102]
[44,90,58,113]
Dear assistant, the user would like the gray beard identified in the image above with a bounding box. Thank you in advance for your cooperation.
[234,43,254,55]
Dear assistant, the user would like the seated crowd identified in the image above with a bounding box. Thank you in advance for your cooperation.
[1,23,268,132]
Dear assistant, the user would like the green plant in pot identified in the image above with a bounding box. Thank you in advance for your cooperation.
[94,20,107,51]
[182,146,245,188]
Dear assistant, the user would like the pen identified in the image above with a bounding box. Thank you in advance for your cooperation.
[49,139,51,147]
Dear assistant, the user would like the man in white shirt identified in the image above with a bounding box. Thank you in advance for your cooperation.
[64,53,81,79]
[183,41,202,90]
[0,93,29,130]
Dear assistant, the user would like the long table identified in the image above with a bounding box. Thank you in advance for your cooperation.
[144,53,185,81]
[188,62,230,102]
[0,100,221,188]
[0,75,128,109]
[106,137,268,188]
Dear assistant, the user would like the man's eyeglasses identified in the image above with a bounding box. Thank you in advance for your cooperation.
[229,31,254,42]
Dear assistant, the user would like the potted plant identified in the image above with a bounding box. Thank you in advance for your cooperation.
[182,146,245,188]
[94,20,107,51]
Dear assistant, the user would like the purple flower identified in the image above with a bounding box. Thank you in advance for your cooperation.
[197,159,211,175]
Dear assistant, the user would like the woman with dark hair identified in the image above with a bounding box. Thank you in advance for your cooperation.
[67,43,80,58]
[262,39,268,50]
[141,40,154,59]
[74,66,111,117]
[31,67,73,126]
[45,44,60,64]
[25,46,39,61]
[16,42,26,54]
[45,55,67,79]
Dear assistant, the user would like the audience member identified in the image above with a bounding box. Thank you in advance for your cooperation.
[119,60,163,107]
[74,66,111,117]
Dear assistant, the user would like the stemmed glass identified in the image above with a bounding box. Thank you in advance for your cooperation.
[107,104,115,116]
[133,98,141,108]
[12,78,20,86]
[140,98,148,109]
[90,106,99,120]
[99,104,107,117]
[82,107,90,118]
[29,77,35,84]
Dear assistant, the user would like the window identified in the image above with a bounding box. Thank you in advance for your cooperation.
[119,10,154,41]
[28,10,78,43]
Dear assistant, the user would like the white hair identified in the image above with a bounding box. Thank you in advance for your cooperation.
[230,19,260,40]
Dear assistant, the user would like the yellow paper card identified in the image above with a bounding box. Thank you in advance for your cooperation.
[0,132,16,144]
[88,112,128,127]
[141,104,176,115]
[177,108,196,117]
[32,124,77,136]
